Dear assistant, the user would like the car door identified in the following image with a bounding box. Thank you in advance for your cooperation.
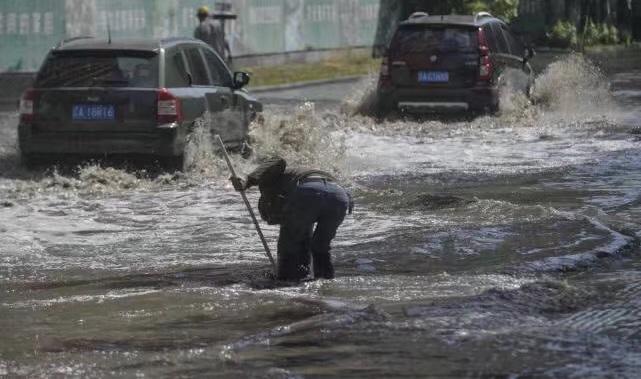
[164,47,202,129]
[181,46,222,119]
[201,47,247,146]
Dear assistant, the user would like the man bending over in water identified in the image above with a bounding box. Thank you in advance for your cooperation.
[231,157,352,281]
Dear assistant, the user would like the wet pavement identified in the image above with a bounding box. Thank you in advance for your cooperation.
[2,55,641,378]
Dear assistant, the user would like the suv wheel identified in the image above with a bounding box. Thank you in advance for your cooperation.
[161,155,184,172]
[374,97,393,119]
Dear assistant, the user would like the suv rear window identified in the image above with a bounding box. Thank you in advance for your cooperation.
[36,51,159,88]
[391,25,478,54]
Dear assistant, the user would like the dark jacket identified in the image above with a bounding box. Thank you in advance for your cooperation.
[194,18,226,58]
[246,157,335,225]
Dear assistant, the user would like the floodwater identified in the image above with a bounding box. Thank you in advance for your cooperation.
[2,54,641,378]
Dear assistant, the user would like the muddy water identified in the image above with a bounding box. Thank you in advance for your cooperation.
[2,55,641,378]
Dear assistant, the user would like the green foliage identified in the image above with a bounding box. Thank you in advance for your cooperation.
[582,19,620,46]
[464,0,487,14]
[488,0,519,20]
[607,25,620,44]
[549,21,578,48]
[582,19,600,46]
[548,19,621,48]
[463,0,519,20]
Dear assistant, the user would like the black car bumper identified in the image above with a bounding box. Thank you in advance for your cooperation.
[378,85,499,113]
[18,124,183,157]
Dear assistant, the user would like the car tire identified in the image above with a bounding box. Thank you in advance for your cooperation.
[374,97,393,119]
[164,155,184,172]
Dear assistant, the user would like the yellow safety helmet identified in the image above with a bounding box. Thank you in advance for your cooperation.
[197,6,209,16]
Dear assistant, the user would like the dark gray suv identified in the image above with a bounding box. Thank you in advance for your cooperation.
[18,37,261,167]
[376,12,534,115]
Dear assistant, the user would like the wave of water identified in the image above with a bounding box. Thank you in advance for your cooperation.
[0,55,632,198]
[532,54,615,114]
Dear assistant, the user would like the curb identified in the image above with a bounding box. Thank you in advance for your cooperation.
[248,75,366,94]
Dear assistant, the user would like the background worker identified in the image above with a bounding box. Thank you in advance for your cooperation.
[194,6,230,63]
[231,157,353,282]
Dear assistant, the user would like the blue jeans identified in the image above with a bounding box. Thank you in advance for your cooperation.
[277,180,350,281]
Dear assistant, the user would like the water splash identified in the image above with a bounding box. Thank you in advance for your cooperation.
[183,115,227,178]
[532,54,615,115]
[340,74,380,117]
[249,102,347,176]
[0,54,628,198]
[339,54,619,133]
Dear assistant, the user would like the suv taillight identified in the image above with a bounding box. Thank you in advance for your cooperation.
[157,88,182,125]
[19,88,37,124]
[380,56,390,77]
[478,28,493,82]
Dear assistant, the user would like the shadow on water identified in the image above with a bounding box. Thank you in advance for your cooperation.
[14,264,303,293]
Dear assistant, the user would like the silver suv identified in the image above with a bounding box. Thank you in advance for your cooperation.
[18,36,261,167]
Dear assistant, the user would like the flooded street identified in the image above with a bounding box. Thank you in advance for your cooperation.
[2,55,641,378]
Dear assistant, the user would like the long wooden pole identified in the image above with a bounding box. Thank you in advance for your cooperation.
[215,135,277,274]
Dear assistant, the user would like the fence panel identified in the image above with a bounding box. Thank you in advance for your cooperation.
[0,0,65,71]
[0,0,380,72]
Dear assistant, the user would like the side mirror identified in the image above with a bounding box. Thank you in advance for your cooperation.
[233,71,250,89]
[524,47,535,61]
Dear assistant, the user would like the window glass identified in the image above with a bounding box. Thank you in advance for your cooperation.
[165,50,189,88]
[202,48,232,87]
[36,52,158,88]
[184,48,210,85]
[391,25,478,55]
[490,23,509,54]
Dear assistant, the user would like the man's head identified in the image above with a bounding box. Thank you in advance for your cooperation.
[197,6,209,22]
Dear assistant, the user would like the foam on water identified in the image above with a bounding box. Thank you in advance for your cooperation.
[340,74,379,116]
[248,101,348,176]
[1,53,641,378]
[0,55,637,279]
[0,56,631,199]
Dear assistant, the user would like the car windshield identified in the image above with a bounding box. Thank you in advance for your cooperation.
[391,25,477,54]
[36,51,159,88]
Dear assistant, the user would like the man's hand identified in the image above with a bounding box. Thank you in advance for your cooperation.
[230,176,246,191]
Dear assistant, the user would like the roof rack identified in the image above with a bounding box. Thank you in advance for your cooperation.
[474,11,493,22]
[55,35,94,48]
[408,11,429,20]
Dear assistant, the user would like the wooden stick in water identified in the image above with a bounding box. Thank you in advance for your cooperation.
[215,135,277,275]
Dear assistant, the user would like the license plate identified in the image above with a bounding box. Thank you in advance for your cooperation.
[418,71,449,83]
[72,104,116,121]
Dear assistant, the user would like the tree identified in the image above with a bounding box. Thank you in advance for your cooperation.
[465,0,520,20]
